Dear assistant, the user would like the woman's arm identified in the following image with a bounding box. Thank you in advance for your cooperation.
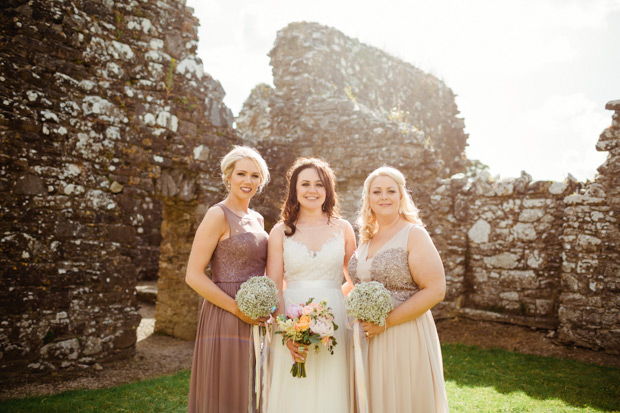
[340,219,357,296]
[363,225,445,337]
[386,225,445,326]
[266,224,286,316]
[184,206,260,325]
[265,224,306,362]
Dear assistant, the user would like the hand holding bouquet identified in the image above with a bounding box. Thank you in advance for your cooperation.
[344,281,393,326]
[275,298,338,378]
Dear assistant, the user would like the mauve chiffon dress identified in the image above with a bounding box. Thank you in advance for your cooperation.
[188,203,268,413]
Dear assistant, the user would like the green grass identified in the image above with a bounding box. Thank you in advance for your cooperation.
[1,344,619,412]
[0,370,190,413]
[444,344,620,412]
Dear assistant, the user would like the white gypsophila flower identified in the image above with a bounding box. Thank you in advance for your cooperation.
[235,276,279,320]
[344,281,393,326]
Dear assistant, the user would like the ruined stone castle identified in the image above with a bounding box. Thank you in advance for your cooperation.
[0,1,618,378]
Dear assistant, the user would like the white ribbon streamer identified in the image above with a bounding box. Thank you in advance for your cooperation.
[252,321,274,411]
[353,322,369,413]
[252,325,261,410]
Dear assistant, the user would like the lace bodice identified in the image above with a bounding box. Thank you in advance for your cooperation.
[283,225,345,283]
[348,224,421,306]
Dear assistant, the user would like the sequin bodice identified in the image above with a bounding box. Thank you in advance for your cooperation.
[347,224,421,307]
[210,204,268,283]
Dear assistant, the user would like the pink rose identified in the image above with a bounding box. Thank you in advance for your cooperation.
[302,305,314,316]
[286,304,303,319]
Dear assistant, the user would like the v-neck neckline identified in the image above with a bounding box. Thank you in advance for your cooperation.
[365,224,410,261]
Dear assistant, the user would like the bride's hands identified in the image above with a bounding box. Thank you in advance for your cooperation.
[286,340,308,363]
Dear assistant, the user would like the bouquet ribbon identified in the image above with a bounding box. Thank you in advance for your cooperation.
[252,321,273,410]
[353,322,369,413]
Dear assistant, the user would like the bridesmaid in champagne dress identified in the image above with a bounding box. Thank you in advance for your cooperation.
[348,166,449,412]
[185,146,270,413]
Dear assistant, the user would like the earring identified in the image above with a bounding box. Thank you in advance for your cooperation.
[398,206,402,214]
[226,181,231,190]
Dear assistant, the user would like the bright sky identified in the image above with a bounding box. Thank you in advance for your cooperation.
[186,0,620,182]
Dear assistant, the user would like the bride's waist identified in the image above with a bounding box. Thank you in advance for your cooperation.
[285,279,341,290]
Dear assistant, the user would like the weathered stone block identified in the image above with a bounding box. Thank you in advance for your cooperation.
[468,219,490,244]
[511,223,537,241]
[483,253,520,269]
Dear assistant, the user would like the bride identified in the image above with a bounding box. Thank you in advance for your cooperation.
[266,158,356,413]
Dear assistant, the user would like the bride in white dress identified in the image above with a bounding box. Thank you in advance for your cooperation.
[266,158,356,413]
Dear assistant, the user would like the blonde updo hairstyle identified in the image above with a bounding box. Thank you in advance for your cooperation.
[220,146,270,193]
[358,166,423,243]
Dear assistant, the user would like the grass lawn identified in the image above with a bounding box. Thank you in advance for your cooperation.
[1,343,618,412]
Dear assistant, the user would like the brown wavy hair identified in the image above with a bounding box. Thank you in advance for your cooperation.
[281,158,340,236]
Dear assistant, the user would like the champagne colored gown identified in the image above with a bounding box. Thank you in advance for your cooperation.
[188,203,268,413]
[348,223,449,412]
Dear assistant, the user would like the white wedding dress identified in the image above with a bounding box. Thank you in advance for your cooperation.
[266,223,352,413]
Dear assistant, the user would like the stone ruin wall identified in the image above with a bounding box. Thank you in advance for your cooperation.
[238,23,620,355]
[1,7,618,381]
[425,103,620,353]
[0,0,235,379]
[442,173,579,328]
[557,101,620,351]
[237,21,467,228]
[237,22,469,311]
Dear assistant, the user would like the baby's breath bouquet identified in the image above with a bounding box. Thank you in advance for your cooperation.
[235,276,279,323]
[235,276,279,409]
[344,281,393,326]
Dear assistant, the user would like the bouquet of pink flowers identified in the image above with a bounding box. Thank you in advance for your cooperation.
[275,297,338,378]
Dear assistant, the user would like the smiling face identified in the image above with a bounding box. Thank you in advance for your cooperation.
[296,167,326,211]
[368,175,402,218]
[228,158,261,200]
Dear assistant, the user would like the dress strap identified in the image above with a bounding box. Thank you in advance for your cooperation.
[216,203,243,236]
[397,222,424,248]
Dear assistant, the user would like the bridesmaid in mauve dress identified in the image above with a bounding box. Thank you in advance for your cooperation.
[185,146,270,413]
[348,166,448,412]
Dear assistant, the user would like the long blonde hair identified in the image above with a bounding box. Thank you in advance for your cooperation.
[357,166,423,243]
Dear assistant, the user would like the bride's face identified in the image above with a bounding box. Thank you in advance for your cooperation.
[369,175,401,218]
[296,167,326,211]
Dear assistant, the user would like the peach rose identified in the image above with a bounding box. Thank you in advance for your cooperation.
[294,315,311,331]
